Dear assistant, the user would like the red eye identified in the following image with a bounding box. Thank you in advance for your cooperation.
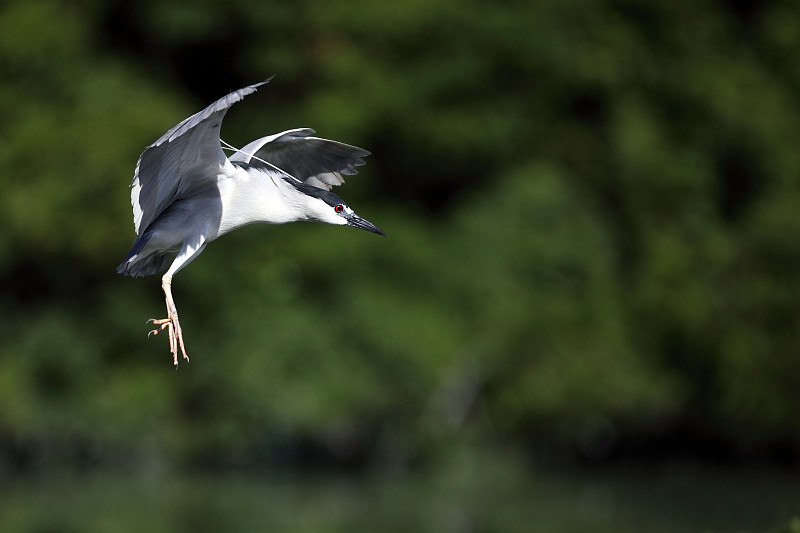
[334,204,344,213]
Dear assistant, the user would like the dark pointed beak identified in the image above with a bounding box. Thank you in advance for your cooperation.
[347,213,386,236]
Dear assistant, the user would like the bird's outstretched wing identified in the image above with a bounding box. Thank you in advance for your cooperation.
[131,80,270,235]
[229,128,370,191]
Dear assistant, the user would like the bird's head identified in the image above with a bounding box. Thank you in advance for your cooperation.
[285,178,385,236]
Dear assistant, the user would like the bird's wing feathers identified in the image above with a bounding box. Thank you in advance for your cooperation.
[131,81,270,235]
[229,128,370,191]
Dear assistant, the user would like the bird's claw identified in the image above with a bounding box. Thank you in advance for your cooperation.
[147,317,189,367]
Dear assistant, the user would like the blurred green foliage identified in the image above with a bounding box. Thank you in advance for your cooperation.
[0,0,799,470]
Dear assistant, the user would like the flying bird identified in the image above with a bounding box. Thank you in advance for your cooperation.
[117,80,384,367]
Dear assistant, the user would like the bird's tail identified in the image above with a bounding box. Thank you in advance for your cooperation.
[116,233,173,277]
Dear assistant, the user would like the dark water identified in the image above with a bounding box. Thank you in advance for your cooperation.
[1,450,798,532]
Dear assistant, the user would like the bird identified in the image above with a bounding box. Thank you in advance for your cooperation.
[117,79,384,367]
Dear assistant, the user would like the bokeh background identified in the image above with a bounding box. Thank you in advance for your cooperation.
[2,0,800,531]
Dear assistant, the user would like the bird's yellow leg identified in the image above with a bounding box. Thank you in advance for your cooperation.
[148,275,189,367]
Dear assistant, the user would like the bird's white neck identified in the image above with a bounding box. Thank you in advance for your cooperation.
[217,166,312,236]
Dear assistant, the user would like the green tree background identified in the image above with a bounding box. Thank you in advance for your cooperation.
[1,0,799,476]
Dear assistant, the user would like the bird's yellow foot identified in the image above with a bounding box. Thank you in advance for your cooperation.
[148,316,189,368]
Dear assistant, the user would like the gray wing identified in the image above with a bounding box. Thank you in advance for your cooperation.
[131,80,270,235]
[229,128,370,191]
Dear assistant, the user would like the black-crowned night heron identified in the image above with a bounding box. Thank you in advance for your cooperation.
[117,80,384,367]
